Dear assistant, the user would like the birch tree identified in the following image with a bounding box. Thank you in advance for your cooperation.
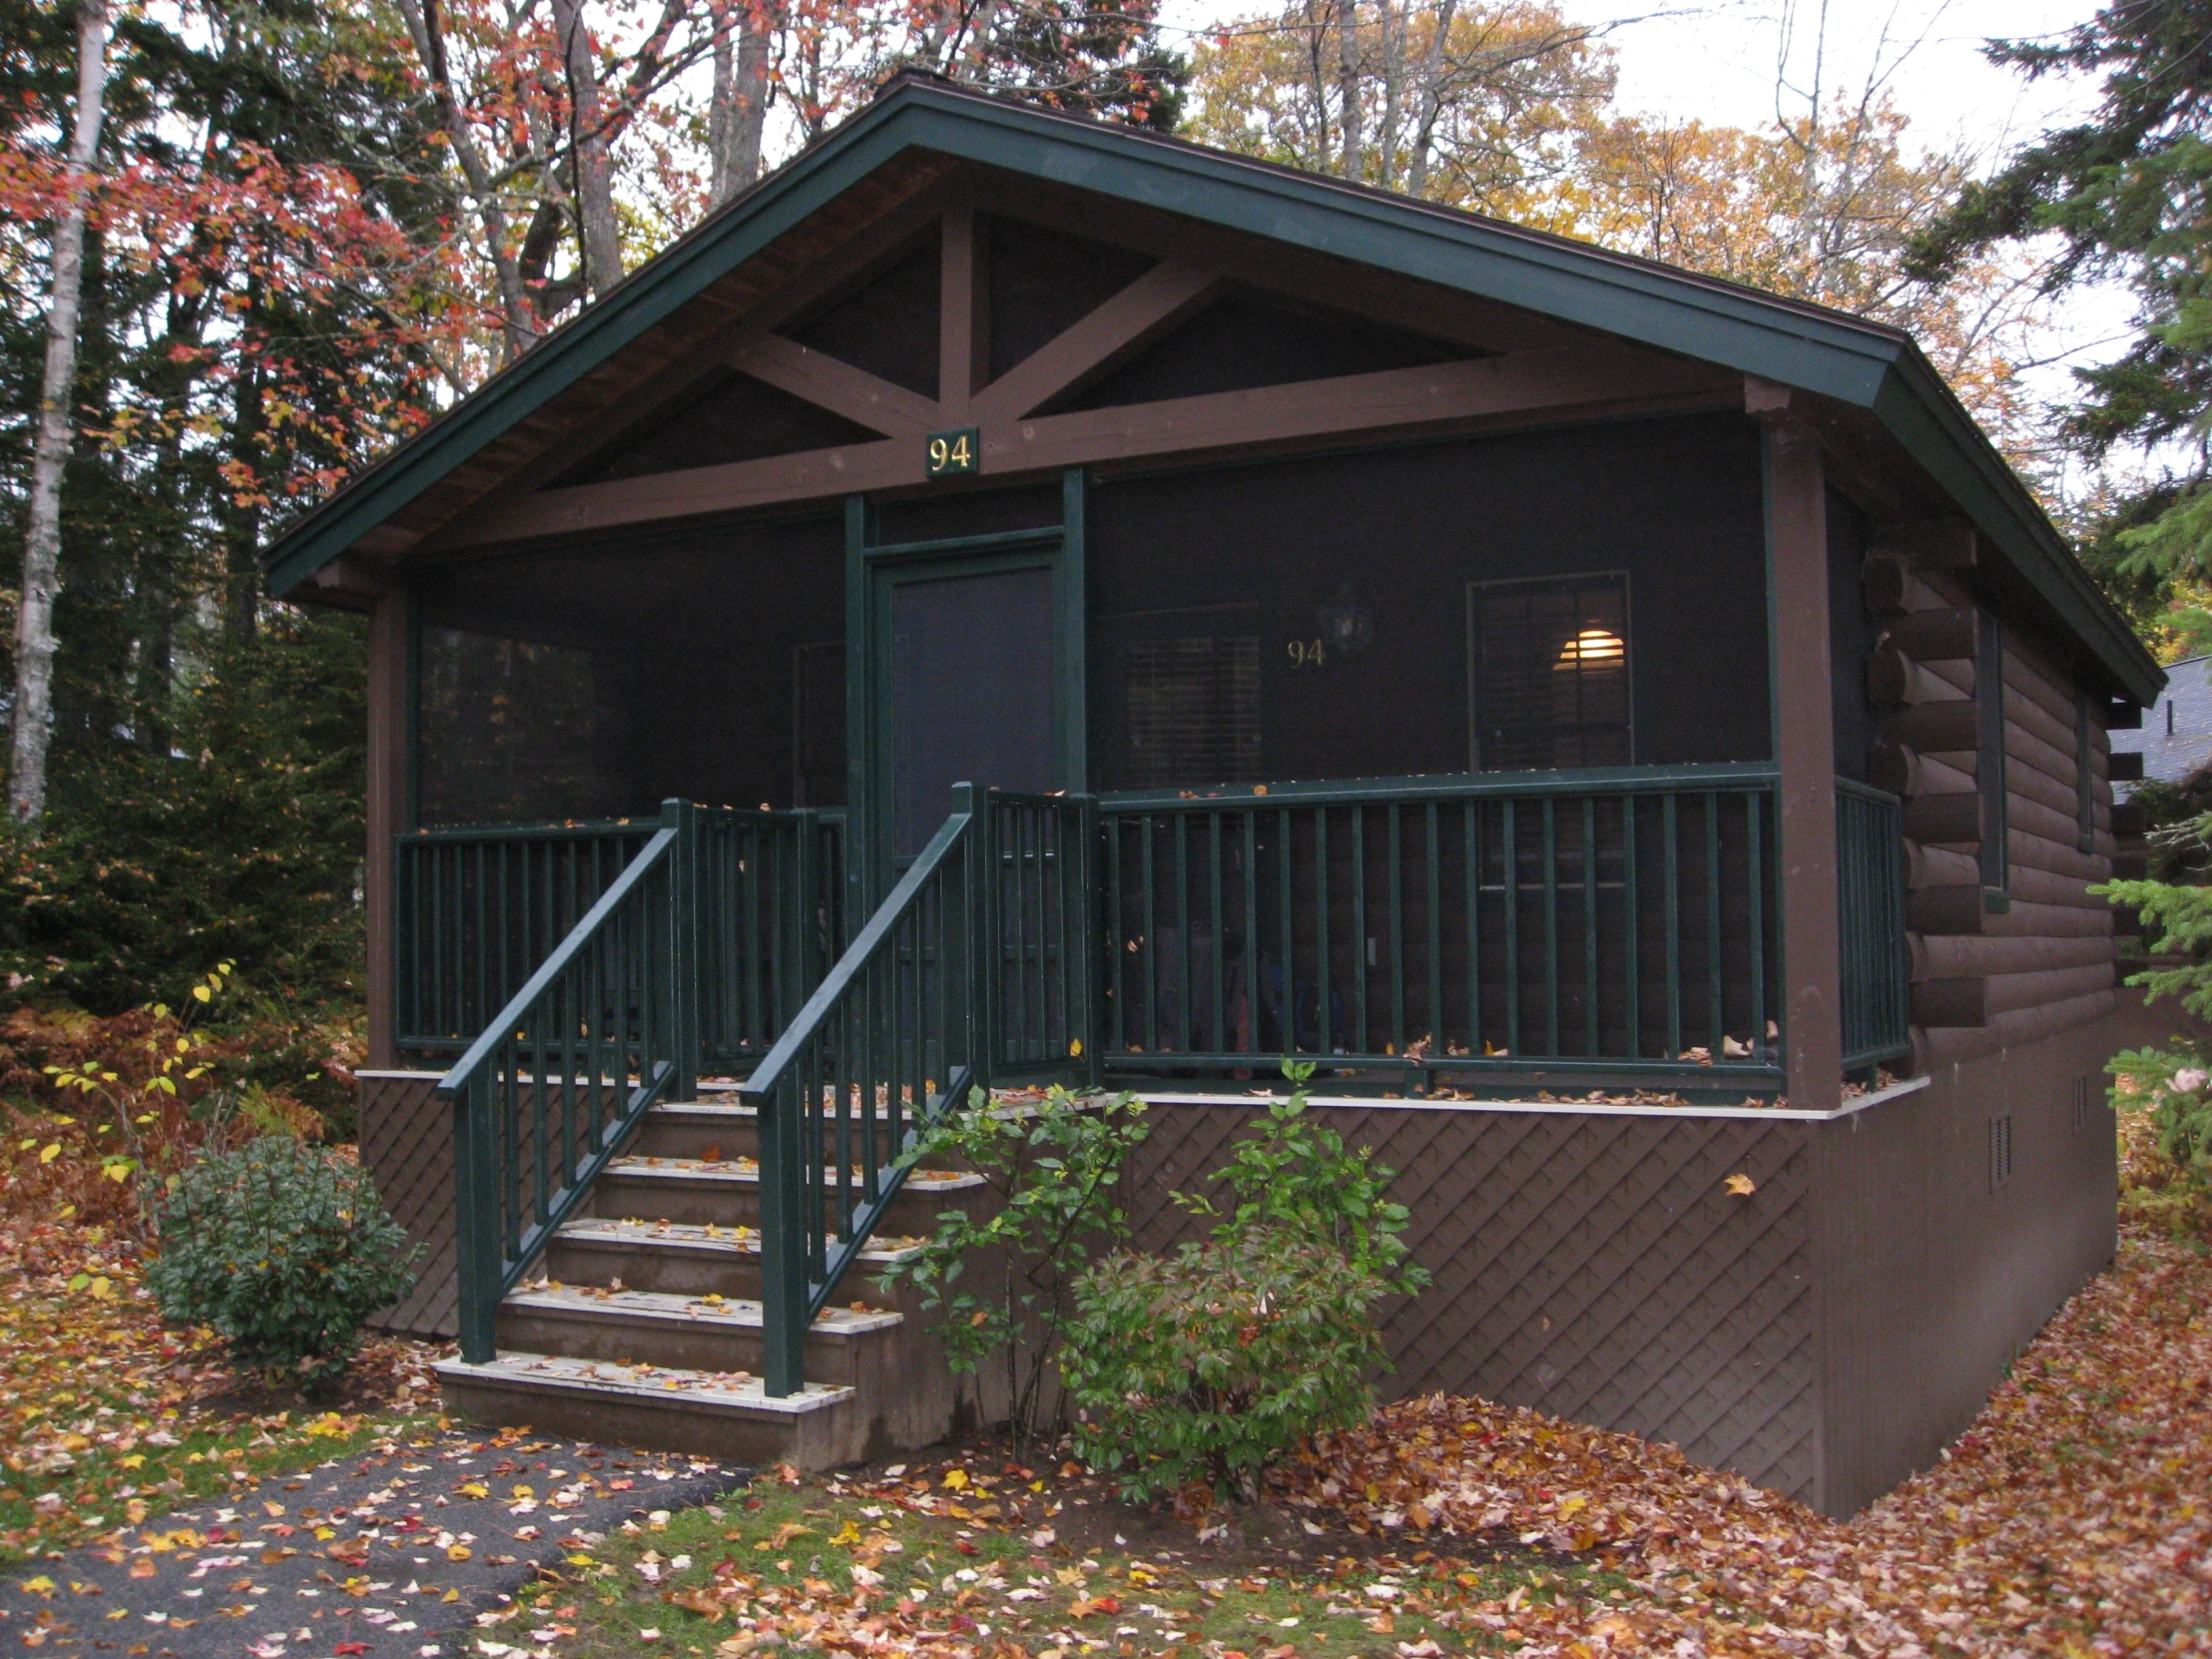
[11,0,111,826]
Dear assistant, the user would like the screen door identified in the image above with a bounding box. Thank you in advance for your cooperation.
[887,563,1057,857]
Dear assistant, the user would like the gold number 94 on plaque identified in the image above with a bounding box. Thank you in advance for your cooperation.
[926,427,978,478]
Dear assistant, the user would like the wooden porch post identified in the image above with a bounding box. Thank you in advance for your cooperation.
[1756,384,1844,1111]
[364,586,408,1071]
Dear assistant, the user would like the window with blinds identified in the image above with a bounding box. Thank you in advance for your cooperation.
[1125,634,1264,790]
[1468,572,1632,771]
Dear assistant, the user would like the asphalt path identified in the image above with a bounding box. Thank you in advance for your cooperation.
[0,1431,748,1659]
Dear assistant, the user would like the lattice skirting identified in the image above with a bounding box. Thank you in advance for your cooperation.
[358,1006,2119,1512]
[358,1072,458,1340]
[1129,1104,1820,1503]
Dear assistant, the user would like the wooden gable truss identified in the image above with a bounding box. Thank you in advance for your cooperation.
[417,170,1742,555]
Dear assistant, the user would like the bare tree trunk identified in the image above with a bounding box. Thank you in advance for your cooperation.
[1402,0,1453,197]
[1337,0,1363,182]
[402,0,537,360]
[11,0,110,827]
[1377,0,1404,190]
[550,0,624,296]
[709,0,772,203]
[1303,0,1332,172]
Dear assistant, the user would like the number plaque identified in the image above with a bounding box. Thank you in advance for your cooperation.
[925,427,978,479]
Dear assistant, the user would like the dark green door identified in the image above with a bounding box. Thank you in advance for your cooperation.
[887,562,1057,856]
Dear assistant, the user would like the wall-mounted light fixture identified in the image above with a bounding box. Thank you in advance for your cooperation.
[1317,583,1374,656]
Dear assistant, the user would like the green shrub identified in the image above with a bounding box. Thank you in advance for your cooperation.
[146,1136,418,1394]
[1063,1061,1431,1500]
[877,1087,1150,1454]
[1182,1060,1429,1296]
[1064,1225,1386,1501]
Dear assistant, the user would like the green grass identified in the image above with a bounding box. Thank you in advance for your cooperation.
[506,1463,1616,1658]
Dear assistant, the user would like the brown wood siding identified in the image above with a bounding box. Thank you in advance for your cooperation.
[1858,543,2117,1074]
[1125,1102,1821,1504]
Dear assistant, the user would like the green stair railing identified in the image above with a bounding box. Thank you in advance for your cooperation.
[739,784,1096,1395]
[739,787,981,1395]
[439,800,695,1364]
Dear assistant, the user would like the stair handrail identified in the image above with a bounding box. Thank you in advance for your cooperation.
[740,785,984,1396]
[439,798,698,1364]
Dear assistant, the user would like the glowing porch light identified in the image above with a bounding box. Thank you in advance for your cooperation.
[1555,627,1625,669]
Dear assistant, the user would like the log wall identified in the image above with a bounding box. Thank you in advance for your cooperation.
[1856,527,2118,1074]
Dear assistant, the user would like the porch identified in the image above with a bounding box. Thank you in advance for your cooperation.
[395,762,1905,1405]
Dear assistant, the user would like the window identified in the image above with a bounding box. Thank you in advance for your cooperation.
[1988,1112,2014,1193]
[2071,1076,2092,1136]
[2075,690,2096,854]
[414,626,626,827]
[1125,635,1264,790]
[1468,572,1631,771]
[1977,610,2009,905]
[1094,603,1265,792]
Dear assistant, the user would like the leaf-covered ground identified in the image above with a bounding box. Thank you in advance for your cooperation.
[0,1219,439,1562]
[459,1216,2212,1659]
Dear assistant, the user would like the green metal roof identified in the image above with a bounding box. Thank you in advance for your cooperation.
[263,75,2162,705]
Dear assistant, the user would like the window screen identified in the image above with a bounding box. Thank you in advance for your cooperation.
[1125,635,1264,790]
[414,627,628,827]
[1468,573,1631,771]
[793,642,845,808]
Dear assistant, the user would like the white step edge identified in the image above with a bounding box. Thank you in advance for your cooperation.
[503,1283,900,1336]
[602,1156,984,1191]
[649,1099,931,1124]
[556,1217,928,1259]
[435,1353,852,1414]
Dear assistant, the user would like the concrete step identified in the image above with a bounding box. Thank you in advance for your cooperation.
[435,1353,865,1469]
[634,1099,961,1166]
[544,1217,924,1310]
[590,1156,985,1234]
[495,1284,897,1383]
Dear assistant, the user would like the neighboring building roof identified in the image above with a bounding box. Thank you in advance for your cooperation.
[259,74,2165,707]
[2110,654,2212,794]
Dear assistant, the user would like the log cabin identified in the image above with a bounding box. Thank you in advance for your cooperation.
[265,74,2164,1515]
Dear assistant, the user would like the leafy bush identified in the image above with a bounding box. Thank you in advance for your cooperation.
[1181,1060,1429,1296]
[1063,1061,1430,1499]
[878,1087,1149,1454]
[0,967,332,1237]
[1064,1225,1386,1501]
[146,1136,418,1393]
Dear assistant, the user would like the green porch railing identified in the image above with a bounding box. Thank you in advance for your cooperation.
[693,806,845,1070]
[1096,764,1783,1086]
[395,810,844,1066]
[396,820,654,1054]
[981,791,1100,1084]
[1837,779,1910,1069]
[439,799,695,1364]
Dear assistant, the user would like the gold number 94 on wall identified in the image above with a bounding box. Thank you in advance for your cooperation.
[925,427,978,478]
